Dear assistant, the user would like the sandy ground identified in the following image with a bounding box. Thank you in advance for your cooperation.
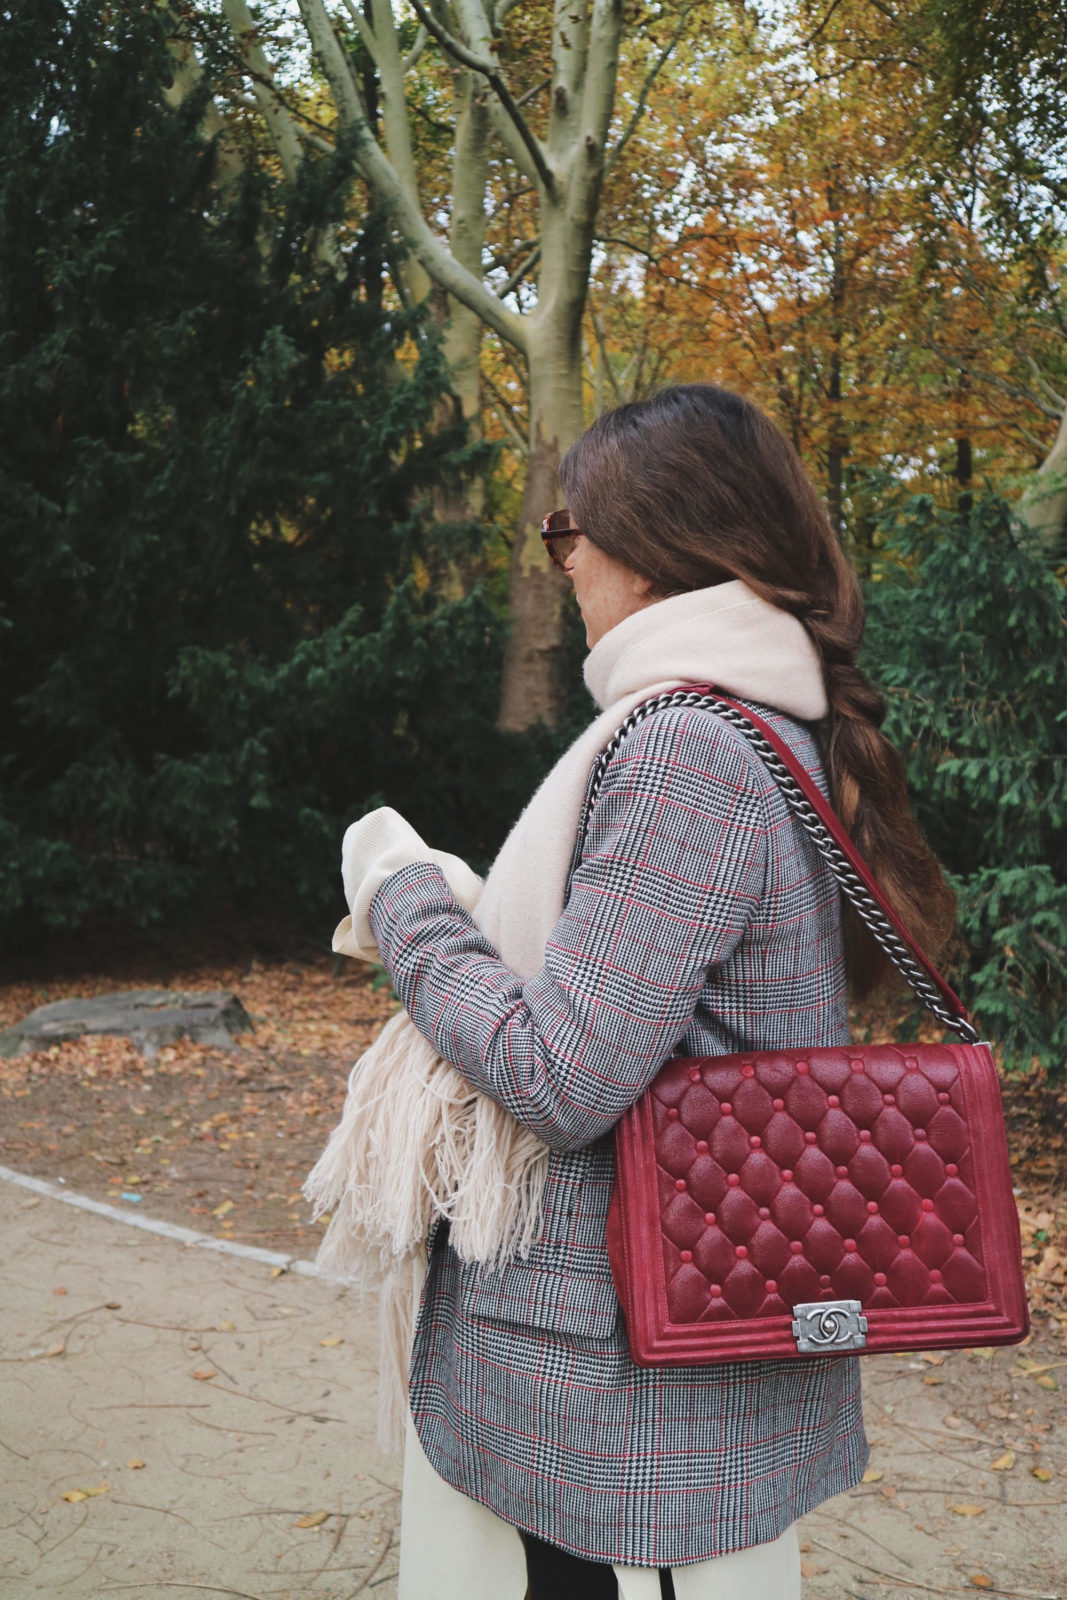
[2,1178,1065,1600]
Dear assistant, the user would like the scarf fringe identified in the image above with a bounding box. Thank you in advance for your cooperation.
[303,1009,550,1450]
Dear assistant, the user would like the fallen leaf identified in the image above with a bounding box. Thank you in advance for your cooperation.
[861,1468,884,1484]
[191,1368,217,1382]
[943,1415,964,1429]
[1031,1466,1053,1482]
[53,1286,67,1297]
[62,1482,109,1502]
[879,1484,899,1499]
[921,1352,944,1365]
[105,1302,121,1310]
[270,1265,285,1279]
[949,1504,986,1517]
[800,1559,822,1579]
[923,1375,944,1386]
[991,1450,1016,1471]
[294,1510,329,1528]
[212,1199,233,1217]
[126,1458,146,1470]
[970,1577,993,1590]
[218,1321,236,1333]
[319,1336,344,1348]
[1036,1374,1059,1390]
[36,1342,65,1359]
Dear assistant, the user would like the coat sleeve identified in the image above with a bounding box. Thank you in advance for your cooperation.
[368,705,769,1152]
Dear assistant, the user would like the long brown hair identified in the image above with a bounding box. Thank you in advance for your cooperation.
[558,383,955,996]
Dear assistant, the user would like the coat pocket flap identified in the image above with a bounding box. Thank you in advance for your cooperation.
[461,1260,620,1339]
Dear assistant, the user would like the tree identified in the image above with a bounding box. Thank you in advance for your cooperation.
[188,0,697,729]
[0,0,524,945]
[864,484,1067,1071]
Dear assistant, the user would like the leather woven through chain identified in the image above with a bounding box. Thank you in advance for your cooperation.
[577,689,979,1044]
[653,1045,988,1323]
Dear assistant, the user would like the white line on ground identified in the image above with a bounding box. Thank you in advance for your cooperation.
[0,1163,321,1277]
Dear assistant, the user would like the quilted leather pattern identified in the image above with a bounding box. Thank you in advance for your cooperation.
[652,1045,988,1324]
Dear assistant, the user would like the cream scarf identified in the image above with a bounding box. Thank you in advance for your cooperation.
[304,581,828,1450]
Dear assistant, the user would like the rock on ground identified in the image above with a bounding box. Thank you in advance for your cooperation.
[0,989,254,1059]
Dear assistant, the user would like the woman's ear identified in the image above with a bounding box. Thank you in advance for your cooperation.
[631,571,657,599]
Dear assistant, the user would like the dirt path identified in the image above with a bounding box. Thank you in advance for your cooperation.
[2,957,1066,1597]
[1,1181,400,1599]
[3,1177,1065,1600]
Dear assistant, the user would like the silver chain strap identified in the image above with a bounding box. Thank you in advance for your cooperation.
[575,689,979,1045]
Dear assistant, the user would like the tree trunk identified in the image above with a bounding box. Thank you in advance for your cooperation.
[955,433,973,520]
[1019,404,1067,556]
[498,311,585,730]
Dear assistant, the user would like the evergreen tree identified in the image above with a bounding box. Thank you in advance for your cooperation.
[0,0,540,949]
[863,487,1067,1070]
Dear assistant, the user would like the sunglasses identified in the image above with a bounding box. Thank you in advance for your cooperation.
[541,509,582,571]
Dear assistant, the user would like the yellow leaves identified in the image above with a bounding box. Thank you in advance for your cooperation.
[270,1265,286,1279]
[191,1367,217,1382]
[990,1450,1015,1472]
[293,1510,329,1529]
[970,1577,994,1590]
[217,1320,236,1333]
[319,1335,344,1348]
[949,1503,986,1517]
[212,1199,233,1217]
[1032,1465,1053,1482]
[860,1467,883,1484]
[126,1458,146,1470]
[62,1483,109,1503]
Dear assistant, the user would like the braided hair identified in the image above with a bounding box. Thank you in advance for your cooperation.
[558,383,955,995]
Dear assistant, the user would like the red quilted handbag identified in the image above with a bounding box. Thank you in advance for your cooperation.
[597,688,1029,1365]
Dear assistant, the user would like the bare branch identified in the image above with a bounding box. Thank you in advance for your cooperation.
[401,23,429,73]
[338,0,378,61]
[407,0,555,192]
[1024,354,1067,412]
[595,233,662,265]
[222,0,305,180]
[296,0,528,352]
[572,0,624,220]
[927,336,1065,420]
[606,5,692,177]
[493,0,525,28]
[496,244,541,298]
[589,303,625,406]
[516,76,551,109]
[483,373,530,455]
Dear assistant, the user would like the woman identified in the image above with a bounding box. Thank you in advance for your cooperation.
[317,385,956,1599]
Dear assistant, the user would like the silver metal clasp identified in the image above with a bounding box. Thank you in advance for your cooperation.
[791,1300,868,1353]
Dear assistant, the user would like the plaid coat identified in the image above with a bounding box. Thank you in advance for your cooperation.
[369,700,868,1567]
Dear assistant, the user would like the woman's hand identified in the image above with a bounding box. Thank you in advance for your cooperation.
[334,806,483,963]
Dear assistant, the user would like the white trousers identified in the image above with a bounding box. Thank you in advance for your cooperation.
[398,1408,801,1600]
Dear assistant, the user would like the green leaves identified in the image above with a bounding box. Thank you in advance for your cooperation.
[864,484,1067,1070]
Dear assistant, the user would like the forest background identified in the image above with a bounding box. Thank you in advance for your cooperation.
[1,0,1065,1072]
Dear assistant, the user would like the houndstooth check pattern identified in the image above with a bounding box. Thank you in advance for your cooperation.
[369,701,868,1566]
